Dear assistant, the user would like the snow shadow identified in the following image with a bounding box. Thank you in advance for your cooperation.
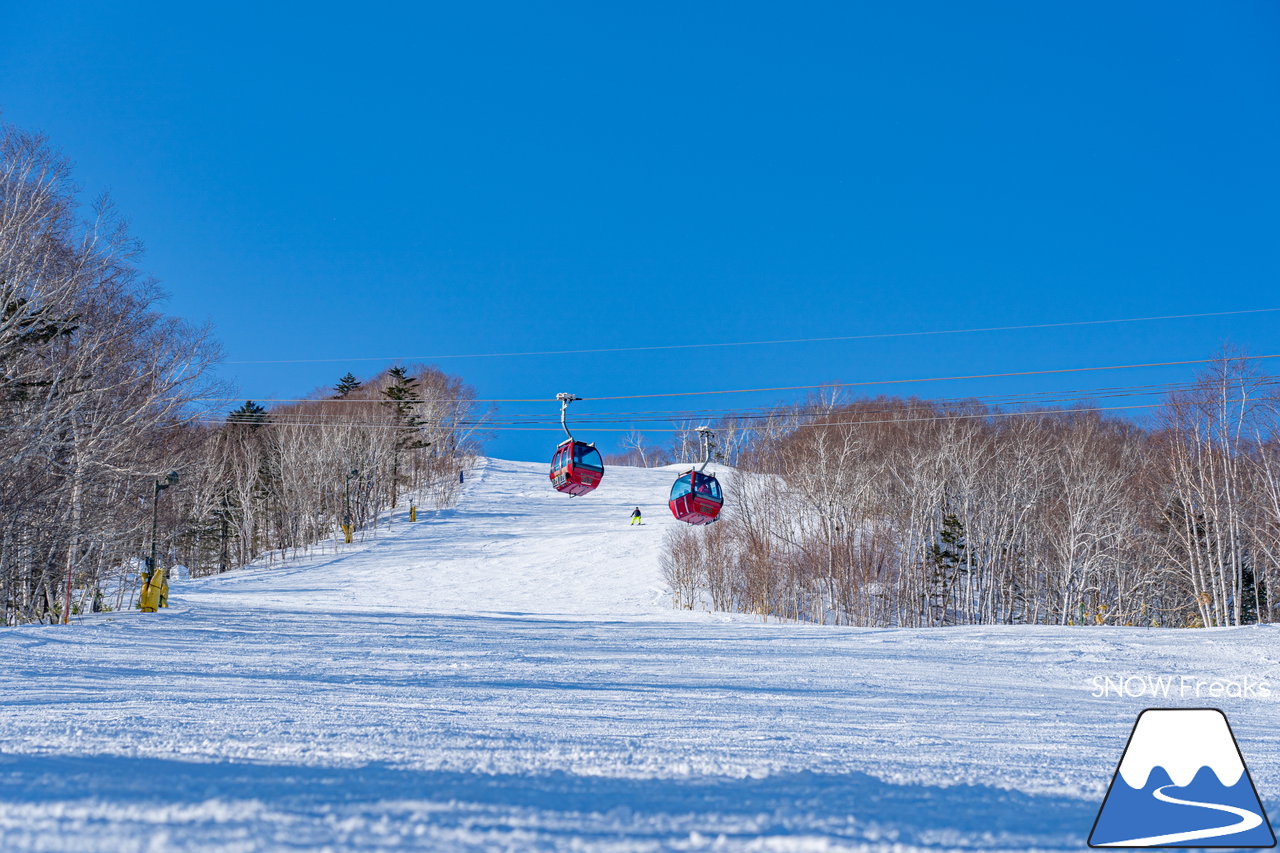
[0,752,1098,850]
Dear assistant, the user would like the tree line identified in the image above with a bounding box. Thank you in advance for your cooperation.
[0,125,477,625]
[189,365,479,579]
[663,358,1280,628]
[8,119,1276,631]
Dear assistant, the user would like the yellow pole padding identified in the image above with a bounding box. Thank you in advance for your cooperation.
[410,506,417,522]
[138,567,166,613]
[342,523,353,544]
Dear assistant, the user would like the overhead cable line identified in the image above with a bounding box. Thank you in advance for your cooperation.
[247,380,1262,427]
[204,377,1237,418]
[183,401,1174,433]
[198,352,1280,405]
[458,377,1280,424]
[221,307,1280,365]
[193,377,1280,431]
[578,354,1280,402]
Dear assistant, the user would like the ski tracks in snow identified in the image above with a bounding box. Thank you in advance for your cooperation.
[1,459,1279,851]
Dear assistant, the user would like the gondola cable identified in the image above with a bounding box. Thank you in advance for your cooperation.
[201,352,1280,406]
[221,307,1280,365]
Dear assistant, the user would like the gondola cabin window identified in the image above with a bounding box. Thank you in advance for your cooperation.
[573,444,604,472]
[668,471,723,524]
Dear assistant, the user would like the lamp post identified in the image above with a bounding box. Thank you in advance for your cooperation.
[142,471,178,612]
[343,468,358,543]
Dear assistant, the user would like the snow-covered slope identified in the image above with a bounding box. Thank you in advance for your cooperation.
[185,457,704,619]
[1,459,1278,852]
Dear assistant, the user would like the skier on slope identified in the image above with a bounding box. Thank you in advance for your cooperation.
[630,507,642,526]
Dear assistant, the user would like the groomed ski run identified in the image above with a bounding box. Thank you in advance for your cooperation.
[2,458,1277,851]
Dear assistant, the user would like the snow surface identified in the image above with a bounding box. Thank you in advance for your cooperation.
[2,457,1278,851]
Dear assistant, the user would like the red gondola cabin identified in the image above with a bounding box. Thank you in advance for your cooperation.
[550,439,604,496]
[669,470,723,524]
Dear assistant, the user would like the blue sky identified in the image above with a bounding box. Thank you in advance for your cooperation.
[2,2,1277,461]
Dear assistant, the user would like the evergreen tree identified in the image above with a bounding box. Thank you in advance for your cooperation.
[1240,558,1267,625]
[381,368,426,440]
[926,512,969,625]
[381,367,430,507]
[227,400,269,426]
[333,372,361,399]
[219,401,278,561]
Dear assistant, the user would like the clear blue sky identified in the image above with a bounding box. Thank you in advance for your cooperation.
[3,2,1277,461]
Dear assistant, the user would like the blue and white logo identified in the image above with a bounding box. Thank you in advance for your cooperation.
[1090,708,1275,848]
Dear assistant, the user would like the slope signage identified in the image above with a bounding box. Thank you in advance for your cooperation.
[1089,708,1275,848]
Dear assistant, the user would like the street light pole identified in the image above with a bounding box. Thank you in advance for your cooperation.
[142,471,178,612]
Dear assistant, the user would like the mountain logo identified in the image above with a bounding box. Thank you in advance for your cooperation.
[1089,708,1275,848]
